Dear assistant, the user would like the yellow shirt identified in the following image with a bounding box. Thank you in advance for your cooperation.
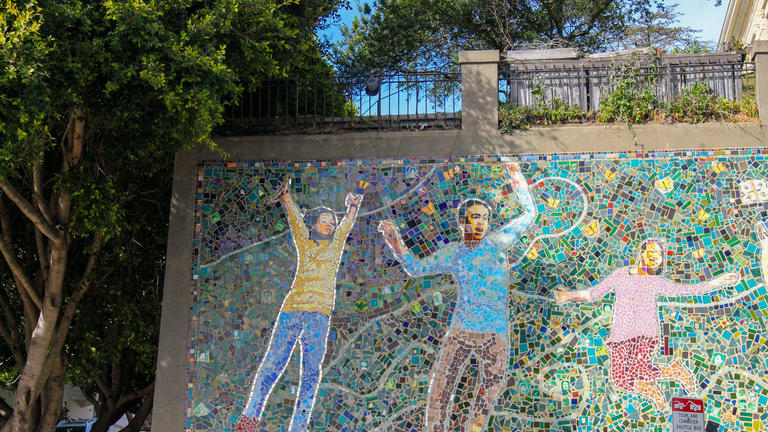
[280,196,357,316]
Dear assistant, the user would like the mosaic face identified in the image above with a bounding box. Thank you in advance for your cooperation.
[313,212,336,236]
[640,240,665,275]
[189,151,768,432]
[462,202,491,241]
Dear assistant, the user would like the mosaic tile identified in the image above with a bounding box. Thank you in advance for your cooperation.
[187,149,768,431]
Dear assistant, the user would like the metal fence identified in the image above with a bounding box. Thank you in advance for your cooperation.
[220,71,462,135]
[500,54,755,111]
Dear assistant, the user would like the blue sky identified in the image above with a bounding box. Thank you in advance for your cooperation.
[676,0,727,44]
[323,0,729,48]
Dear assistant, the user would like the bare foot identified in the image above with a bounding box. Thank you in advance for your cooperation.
[672,359,697,394]
[634,380,666,411]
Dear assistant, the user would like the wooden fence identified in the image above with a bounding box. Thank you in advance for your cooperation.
[500,52,755,110]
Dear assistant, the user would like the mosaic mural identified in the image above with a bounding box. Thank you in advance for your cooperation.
[189,149,768,432]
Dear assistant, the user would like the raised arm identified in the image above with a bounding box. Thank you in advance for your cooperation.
[655,271,740,296]
[488,162,538,249]
[272,179,309,242]
[377,220,452,277]
[334,192,363,240]
[759,222,768,287]
[554,268,623,302]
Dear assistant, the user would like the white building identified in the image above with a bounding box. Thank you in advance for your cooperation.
[719,0,768,50]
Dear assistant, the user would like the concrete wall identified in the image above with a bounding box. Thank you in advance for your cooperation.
[155,50,768,432]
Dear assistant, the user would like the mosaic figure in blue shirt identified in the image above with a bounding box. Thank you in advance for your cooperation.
[379,162,538,432]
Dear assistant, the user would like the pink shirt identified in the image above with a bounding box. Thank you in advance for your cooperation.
[589,267,714,343]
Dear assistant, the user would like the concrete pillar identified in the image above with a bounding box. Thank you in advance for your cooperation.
[459,50,500,133]
[752,41,768,125]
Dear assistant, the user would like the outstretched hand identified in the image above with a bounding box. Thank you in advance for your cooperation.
[378,220,406,254]
[713,272,741,288]
[553,288,570,302]
[378,220,397,237]
[270,179,291,203]
[758,222,768,242]
[346,193,363,208]
[504,162,528,189]
[554,286,588,302]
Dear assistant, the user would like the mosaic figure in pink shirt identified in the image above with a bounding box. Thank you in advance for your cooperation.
[555,239,740,410]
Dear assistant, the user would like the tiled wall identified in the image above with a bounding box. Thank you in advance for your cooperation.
[188,149,768,431]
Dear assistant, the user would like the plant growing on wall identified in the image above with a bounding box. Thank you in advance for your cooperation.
[499,78,758,131]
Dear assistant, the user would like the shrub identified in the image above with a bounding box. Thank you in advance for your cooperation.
[499,98,589,132]
[665,82,722,123]
[665,82,759,123]
[498,79,759,133]
[597,80,659,124]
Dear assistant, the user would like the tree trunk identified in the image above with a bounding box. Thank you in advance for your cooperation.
[2,108,84,432]
[37,353,65,432]
[90,381,155,432]
[120,392,153,432]
[10,243,67,432]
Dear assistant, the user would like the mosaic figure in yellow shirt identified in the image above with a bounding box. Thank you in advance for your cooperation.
[235,179,363,432]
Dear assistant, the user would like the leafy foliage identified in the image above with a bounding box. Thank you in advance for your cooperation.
[0,0,343,431]
[500,81,758,131]
[664,82,758,123]
[597,80,660,124]
[499,87,591,132]
[613,2,710,52]
[334,0,668,75]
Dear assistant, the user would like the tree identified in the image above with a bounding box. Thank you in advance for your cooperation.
[333,0,667,75]
[613,3,710,52]
[0,0,342,431]
[63,168,170,432]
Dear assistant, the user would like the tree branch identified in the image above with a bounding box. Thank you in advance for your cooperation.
[0,321,23,371]
[31,161,55,228]
[37,233,106,386]
[0,179,62,244]
[93,373,111,403]
[56,232,103,338]
[0,290,26,368]
[0,395,13,420]
[81,387,99,408]
[0,199,27,355]
[115,382,154,410]
[33,230,49,283]
[110,360,121,399]
[118,392,152,432]
[0,230,43,310]
[0,289,23,357]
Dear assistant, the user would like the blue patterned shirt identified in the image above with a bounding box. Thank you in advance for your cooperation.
[395,187,537,334]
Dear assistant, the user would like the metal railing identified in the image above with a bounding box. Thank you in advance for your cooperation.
[220,71,462,135]
[499,59,756,111]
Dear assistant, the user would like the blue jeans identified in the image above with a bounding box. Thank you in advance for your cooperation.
[243,310,330,432]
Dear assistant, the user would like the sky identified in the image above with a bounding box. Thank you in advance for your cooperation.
[322,0,730,49]
[676,0,728,45]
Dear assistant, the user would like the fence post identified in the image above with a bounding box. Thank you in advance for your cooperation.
[459,50,500,133]
[752,41,768,125]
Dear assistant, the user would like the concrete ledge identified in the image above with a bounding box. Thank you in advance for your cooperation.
[752,40,768,60]
[208,123,767,160]
[458,50,499,64]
